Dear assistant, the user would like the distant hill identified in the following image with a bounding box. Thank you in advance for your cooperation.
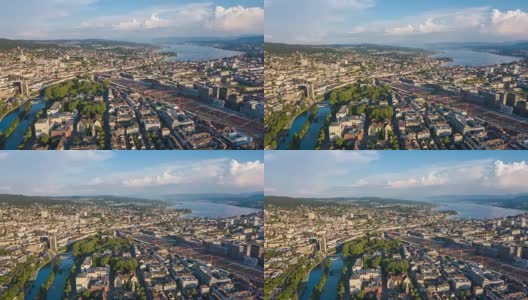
[154,35,263,46]
[426,41,528,58]
[264,42,339,55]
[0,39,56,50]
[162,192,263,209]
[0,194,164,207]
[0,38,151,50]
[264,42,432,56]
[0,194,73,206]
[429,194,528,211]
[265,195,432,209]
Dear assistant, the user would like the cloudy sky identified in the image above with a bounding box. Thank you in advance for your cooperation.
[265,151,528,200]
[265,0,528,45]
[0,151,263,197]
[0,0,263,41]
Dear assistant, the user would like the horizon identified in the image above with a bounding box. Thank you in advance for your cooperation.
[263,39,528,47]
[0,34,264,43]
[0,0,264,42]
[265,0,528,46]
[0,151,264,197]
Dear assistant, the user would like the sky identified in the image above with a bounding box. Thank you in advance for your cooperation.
[265,0,528,45]
[0,0,263,41]
[0,151,263,197]
[265,151,528,200]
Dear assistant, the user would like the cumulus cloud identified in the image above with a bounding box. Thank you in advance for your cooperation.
[387,172,449,189]
[113,18,141,31]
[490,9,528,37]
[383,7,528,40]
[493,160,528,188]
[102,4,264,37]
[268,3,528,44]
[0,1,263,40]
[122,159,263,191]
[228,160,264,187]
[207,6,264,33]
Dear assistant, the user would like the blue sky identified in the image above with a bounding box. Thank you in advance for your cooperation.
[265,151,528,200]
[0,151,263,196]
[265,0,528,45]
[0,0,263,41]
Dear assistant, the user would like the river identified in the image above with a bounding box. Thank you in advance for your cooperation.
[160,44,243,62]
[301,255,345,300]
[433,202,525,220]
[26,252,74,300]
[431,49,522,67]
[278,101,331,150]
[0,99,46,150]
[171,200,260,218]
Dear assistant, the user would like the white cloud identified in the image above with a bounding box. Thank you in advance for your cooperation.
[328,0,375,10]
[113,18,141,31]
[122,159,263,190]
[64,151,113,161]
[493,160,528,188]
[207,6,264,33]
[329,151,379,164]
[228,160,264,187]
[490,9,528,38]
[144,13,171,29]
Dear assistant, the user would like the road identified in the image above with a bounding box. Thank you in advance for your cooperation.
[401,236,528,284]
[110,79,263,139]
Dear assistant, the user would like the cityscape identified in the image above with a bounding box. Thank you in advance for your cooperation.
[4,0,528,300]
[265,151,528,300]
[0,0,264,150]
[0,151,264,300]
[265,1,528,150]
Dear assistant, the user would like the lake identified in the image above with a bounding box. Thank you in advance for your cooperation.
[433,202,525,220]
[170,200,260,218]
[160,44,243,62]
[432,49,522,67]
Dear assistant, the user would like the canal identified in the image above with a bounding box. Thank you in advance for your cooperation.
[0,99,46,149]
[26,252,74,300]
[301,254,345,300]
[278,101,331,150]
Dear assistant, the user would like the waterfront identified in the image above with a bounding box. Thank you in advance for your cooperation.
[161,44,243,62]
[301,255,345,300]
[26,252,74,300]
[278,101,331,150]
[434,201,525,220]
[0,99,46,150]
[432,49,522,67]
[171,200,260,218]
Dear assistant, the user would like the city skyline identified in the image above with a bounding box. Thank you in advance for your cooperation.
[265,0,528,45]
[0,150,263,196]
[265,151,528,199]
[0,0,264,41]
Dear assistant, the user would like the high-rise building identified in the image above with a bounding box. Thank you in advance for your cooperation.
[50,235,58,252]
[219,87,230,101]
[319,234,327,253]
[304,84,315,100]
[15,81,29,96]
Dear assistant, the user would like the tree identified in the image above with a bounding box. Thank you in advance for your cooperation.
[337,281,345,300]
